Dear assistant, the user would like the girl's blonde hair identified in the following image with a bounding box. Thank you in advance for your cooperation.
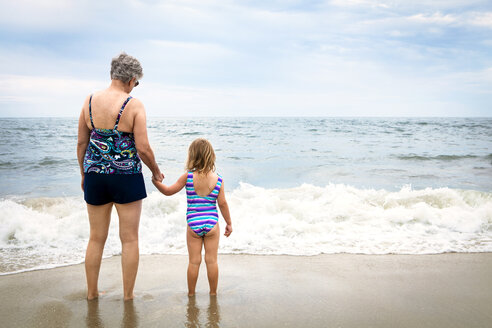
[186,138,216,174]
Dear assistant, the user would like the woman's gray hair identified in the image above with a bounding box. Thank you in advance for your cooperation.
[110,52,143,83]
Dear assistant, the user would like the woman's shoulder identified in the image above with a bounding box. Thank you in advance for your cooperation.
[127,96,144,109]
[86,90,114,108]
[124,97,145,119]
[81,94,92,111]
[128,95,142,104]
[90,89,106,100]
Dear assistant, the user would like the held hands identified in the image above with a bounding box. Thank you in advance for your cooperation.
[152,172,165,183]
[151,176,161,186]
[224,224,233,237]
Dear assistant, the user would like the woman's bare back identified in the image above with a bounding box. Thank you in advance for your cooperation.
[85,89,136,132]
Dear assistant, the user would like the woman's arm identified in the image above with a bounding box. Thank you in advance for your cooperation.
[152,172,187,196]
[77,96,91,191]
[132,98,163,180]
[217,181,232,237]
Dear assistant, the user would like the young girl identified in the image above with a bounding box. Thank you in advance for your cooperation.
[152,138,232,296]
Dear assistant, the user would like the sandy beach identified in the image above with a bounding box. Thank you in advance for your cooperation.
[1,253,492,327]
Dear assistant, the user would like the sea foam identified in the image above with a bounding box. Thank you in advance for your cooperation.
[1,183,491,274]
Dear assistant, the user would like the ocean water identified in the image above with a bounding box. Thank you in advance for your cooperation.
[0,117,491,274]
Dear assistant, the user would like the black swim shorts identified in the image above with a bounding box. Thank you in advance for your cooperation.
[83,173,147,205]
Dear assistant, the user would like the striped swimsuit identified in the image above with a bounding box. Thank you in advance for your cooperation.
[186,171,223,236]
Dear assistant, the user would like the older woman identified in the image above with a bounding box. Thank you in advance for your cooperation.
[77,52,163,300]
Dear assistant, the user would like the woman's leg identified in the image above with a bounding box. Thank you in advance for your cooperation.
[115,200,142,301]
[85,202,113,300]
[203,224,220,295]
[187,226,203,296]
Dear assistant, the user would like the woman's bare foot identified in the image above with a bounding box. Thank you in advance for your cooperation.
[87,291,106,300]
[188,292,195,297]
[209,292,217,296]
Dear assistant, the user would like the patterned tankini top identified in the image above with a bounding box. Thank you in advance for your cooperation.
[83,95,142,174]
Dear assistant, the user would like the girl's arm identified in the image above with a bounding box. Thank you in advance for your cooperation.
[152,172,187,196]
[217,181,232,237]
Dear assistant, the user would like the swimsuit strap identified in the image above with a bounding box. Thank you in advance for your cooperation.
[88,94,95,129]
[114,96,133,130]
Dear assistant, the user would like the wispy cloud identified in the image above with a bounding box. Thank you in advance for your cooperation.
[468,12,492,28]
[148,40,235,58]
[406,11,492,28]
[330,0,390,8]
[407,12,457,24]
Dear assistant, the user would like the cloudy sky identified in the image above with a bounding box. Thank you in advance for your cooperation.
[0,0,491,117]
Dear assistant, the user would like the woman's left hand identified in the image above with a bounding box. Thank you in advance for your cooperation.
[81,175,84,192]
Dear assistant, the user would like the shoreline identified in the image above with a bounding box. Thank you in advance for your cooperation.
[3,251,492,276]
[1,253,492,327]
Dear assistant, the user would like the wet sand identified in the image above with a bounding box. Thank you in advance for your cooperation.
[1,253,492,327]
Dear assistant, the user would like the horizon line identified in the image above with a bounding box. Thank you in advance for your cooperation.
[1,115,491,119]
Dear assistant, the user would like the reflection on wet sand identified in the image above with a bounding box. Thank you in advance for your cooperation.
[86,298,139,328]
[122,300,139,328]
[207,295,221,328]
[186,296,200,328]
[86,299,103,328]
[186,295,221,327]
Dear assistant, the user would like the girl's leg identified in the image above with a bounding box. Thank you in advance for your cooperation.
[115,200,142,301]
[203,224,220,295]
[85,202,113,300]
[187,226,203,296]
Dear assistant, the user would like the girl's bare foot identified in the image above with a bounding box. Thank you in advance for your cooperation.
[124,294,135,301]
